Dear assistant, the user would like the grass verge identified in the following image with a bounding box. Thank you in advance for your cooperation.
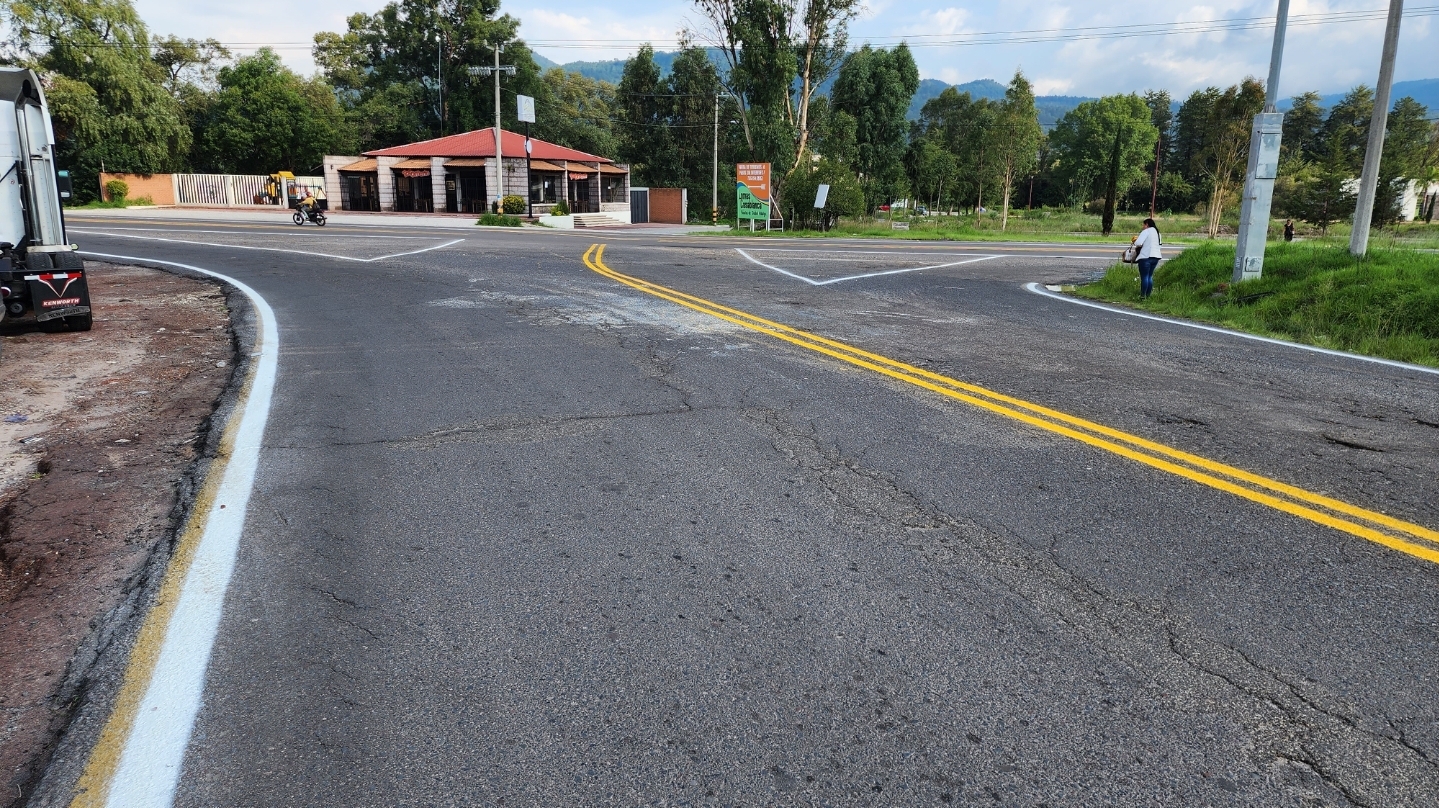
[66,196,156,209]
[1075,241,1439,367]
[477,213,522,227]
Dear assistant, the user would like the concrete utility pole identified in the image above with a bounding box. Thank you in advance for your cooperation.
[712,93,719,226]
[469,44,515,211]
[1350,0,1405,257]
[1232,0,1290,283]
[436,32,443,136]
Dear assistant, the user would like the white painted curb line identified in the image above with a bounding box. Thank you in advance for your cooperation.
[78,252,279,807]
[1024,281,1439,377]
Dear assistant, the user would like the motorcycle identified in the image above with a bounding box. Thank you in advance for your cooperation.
[293,206,327,227]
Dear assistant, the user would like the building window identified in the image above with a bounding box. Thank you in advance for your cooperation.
[530,174,558,203]
[602,176,626,203]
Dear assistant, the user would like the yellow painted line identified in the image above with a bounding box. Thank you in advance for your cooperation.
[66,361,254,807]
[582,244,1439,566]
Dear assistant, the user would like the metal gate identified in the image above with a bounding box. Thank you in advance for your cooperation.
[629,188,649,224]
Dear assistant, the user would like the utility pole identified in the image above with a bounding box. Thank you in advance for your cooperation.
[469,44,515,212]
[1232,0,1290,283]
[712,93,719,226]
[1149,133,1161,217]
[1350,0,1405,257]
[436,32,443,135]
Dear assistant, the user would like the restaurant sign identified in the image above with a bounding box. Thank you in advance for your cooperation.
[736,163,771,220]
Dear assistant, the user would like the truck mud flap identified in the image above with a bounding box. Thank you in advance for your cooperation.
[25,270,92,322]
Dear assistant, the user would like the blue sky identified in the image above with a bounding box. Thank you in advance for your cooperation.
[133,0,1437,98]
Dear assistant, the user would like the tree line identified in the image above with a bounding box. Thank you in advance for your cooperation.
[5,0,1436,223]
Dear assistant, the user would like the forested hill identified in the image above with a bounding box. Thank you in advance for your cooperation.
[906,79,1093,126]
[541,48,1436,126]
[542,49,1095,125]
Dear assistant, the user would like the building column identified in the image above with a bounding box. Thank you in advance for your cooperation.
[431,157,447,213]
[376,157,399,211]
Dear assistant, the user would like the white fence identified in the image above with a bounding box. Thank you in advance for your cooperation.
[173,174,324,207]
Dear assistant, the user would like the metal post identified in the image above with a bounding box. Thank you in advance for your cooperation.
[494,43,503,210]
[437,32,443,135]
[1232,0,1291,283]
[712,93,719,226]
[525,122,532,219]
[1350,0,1405,257]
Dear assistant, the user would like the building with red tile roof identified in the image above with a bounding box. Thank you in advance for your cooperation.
[322,128,630,217]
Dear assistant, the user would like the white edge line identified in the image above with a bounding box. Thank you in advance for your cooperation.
[79,251,278,807]
[68,226,443,241]
[1024,282,1439,377]
[819,256,1000,284]
[72,231,463,263]
[735,248,823,286]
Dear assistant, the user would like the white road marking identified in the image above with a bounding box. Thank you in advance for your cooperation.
[69,226,444,240]
[78,251,279,807]
[1023,282,1439,377]
[70,230,463,262]
[736,248,998,285]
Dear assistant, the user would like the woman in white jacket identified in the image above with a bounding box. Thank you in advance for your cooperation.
[1134,218,1162,299]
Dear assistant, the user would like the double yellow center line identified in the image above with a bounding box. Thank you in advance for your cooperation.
[583,243,1439,566]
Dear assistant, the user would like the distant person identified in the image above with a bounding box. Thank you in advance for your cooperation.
[1134,217,1162,299]
[1284,219,1295,242]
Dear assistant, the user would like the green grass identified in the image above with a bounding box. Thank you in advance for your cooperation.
[477,213,522,227]
[66,196,156,209]
[1076,241,1439,367]
[705,208,1213,244]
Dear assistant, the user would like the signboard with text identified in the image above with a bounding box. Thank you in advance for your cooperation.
[516,94,536,124]
[736,162,771,220]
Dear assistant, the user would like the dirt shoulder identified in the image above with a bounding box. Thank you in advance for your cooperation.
[0,263,237,807]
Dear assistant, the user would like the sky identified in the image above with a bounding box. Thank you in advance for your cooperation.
[129,0,1437,98]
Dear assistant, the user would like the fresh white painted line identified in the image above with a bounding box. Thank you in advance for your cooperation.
[819,256,999,284]
[80,251,278,807]
[735,248,824,285]
[70,226,443,240]
[736,248,998,285]
[1024,282,1439,377]
[72,230,463,263]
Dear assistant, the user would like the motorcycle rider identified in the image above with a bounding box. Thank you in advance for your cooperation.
[297,187,318,220]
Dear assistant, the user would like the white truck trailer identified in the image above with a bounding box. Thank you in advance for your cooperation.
[1,66,91,331]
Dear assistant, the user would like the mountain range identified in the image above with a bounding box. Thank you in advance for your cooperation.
[534,50,1439,126]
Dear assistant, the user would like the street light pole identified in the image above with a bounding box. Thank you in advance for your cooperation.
[1232,0,1290,283]
[437,31,443,136]
[1350,0,1405,257]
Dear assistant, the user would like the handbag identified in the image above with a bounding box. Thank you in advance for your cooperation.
[1122,245,1139,263]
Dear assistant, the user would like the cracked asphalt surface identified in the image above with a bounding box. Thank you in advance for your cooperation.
[54,216,1439,806]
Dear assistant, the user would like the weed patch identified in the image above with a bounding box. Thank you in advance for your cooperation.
[1076,242,1439,367]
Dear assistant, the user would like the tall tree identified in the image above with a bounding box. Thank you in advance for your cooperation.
[1048,94,1158,220]
[831,43,919,211]
[1167,87,1220,210]
[994,70,1042,230]
[538,68,617,158]
[1282,91,1325,161]
[615,45,680,185]
[3,0,191,201]
[1192,78,1265,237]
[193,48,354,174]
[1318,85,1374,172]
[1373,97,1433,226]
[1135,89,1172,214]
[313,0,550,149]
[689,0,859,173]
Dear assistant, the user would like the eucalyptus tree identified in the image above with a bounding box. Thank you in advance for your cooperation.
[831,44,920,211]
[993,71,1042,230]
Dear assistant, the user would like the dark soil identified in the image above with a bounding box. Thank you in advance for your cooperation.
[0,263,235,807]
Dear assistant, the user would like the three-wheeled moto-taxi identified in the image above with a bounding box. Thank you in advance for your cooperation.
[1,67,91,332]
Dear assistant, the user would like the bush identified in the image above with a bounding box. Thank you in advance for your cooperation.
[501,194,526,215]
[550,199,570,216]
[477,213,522,227]
[104,179,129,202]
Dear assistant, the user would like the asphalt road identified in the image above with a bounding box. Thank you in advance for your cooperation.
[53,215,1439,806]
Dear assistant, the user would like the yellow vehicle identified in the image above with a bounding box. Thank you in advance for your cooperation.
[263,171,299,207]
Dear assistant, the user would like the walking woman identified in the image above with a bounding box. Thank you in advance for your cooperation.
[1134,217,1162,299]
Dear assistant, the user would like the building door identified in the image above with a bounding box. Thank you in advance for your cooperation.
[445,174,458,213]
[342,173,379,211]
[629,188,649,224]
[569,176,592,213]
[459,174,486,213]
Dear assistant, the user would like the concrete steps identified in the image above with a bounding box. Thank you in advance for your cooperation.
[572,213,627,228]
